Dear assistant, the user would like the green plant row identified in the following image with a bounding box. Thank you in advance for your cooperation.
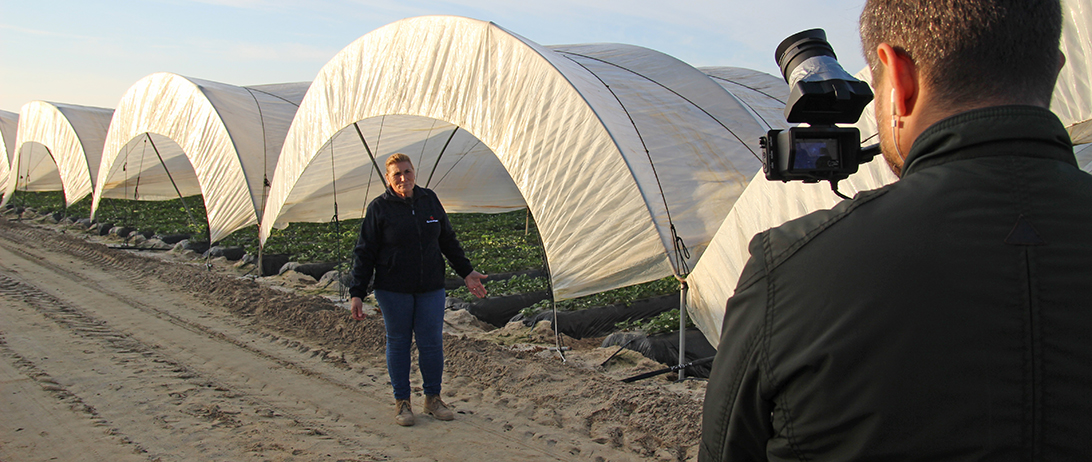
[8,191,683,324]
[613,308,696,336]
[448,274,550,302]
[5,191,545,271]
[525,276,680,314]
[6,191,210,237]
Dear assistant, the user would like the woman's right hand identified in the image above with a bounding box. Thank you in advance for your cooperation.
[351,297,366,320]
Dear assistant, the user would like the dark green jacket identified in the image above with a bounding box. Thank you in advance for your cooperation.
[700,106,1092,461]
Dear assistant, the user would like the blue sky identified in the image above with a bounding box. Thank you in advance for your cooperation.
[0,0,868,112]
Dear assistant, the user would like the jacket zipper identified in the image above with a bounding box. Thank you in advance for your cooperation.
[412,195,425,288]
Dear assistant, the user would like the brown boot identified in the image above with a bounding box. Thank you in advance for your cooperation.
[395,399,415,426]
[424,395,454,421]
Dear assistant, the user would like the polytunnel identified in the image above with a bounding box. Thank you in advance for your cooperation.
[1077,143,1092,169]
[262,15,772,301]
[1053,0,1092,144]
[1,101,113,208]
[699,66,792,133]
[92,73,310,243]
[687,0,1092,347]
[0,110,17,198]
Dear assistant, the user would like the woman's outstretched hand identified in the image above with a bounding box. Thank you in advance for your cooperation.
[464,271,489,298]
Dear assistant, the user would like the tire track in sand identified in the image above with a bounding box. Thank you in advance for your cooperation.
[0,222,626,461]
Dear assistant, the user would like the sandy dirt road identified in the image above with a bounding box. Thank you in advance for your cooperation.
[0,218,703,461]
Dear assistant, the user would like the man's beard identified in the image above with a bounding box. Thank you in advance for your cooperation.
[876,107,904,178]
[881,140,903,177]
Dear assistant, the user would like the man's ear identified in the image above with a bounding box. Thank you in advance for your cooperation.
[876,43,918,116]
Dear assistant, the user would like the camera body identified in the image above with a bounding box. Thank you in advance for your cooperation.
[761,29,877,184]
[762,126,864,182]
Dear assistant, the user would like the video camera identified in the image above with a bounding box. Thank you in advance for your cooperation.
[761,29,880,190]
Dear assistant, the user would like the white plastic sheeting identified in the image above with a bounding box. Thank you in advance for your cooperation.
[93,73,309,242]
[0,110,17,198]
[687,158,898,346]
[262,16,769,300]
[1,101,113,208]
[700,66,791,132]
[1054,0,1092,144]
[1077,143,1092,170]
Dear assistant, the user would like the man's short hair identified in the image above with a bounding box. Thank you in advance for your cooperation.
[385,153,413,171]
[860,0,1063,107]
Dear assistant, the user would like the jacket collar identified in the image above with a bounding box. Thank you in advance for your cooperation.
[381,185,427,203]
[902,105,1075,177]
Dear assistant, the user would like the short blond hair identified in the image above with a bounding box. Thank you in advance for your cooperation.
[385,153,413,172]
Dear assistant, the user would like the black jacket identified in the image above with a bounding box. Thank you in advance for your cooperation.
[700,106,1092,461]
[349,186,474,297]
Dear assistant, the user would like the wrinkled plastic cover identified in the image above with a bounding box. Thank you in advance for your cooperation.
[1054,0,1092,144]
[263,16,768,300]
[94,73,308,242]
[700,66,791,132]
[0,110,17,197]
[1076,143,1092,170]
[2,101,113,208]
[686,156,897,347]
[549,43,767,283]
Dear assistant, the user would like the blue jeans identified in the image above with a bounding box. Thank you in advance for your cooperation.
[374,288,446,400]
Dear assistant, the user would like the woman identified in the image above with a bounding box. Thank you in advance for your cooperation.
[349,153,488,427]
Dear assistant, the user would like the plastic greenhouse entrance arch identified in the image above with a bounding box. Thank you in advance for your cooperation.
[261,112,532,307]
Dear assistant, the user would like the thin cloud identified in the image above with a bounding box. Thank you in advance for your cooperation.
[0,24,104,42]
[224,41,341,62]
[179,0,305,9]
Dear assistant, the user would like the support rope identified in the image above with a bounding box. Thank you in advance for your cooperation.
[557,50,761,162]
[433,138,483,187]
[16,144,38,211]
[353,122,387,187]
[144,134,202,245]
[417,119,436,169]
[121,142,129,227]
[531,214,565,361]
[328,140,346,301]
[41,146,63,220]
[242,87,271,225]
[135,137,148,200]
[425,126,460,188]
[16,145,29,209]
[559,51,707,371]
[240,86,302,274]
[124,139,143,244]
[705,74,787,130]
[560,53,692,276]
[705,74,787,103]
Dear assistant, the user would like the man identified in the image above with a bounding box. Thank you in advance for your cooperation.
[701,0,1092,460]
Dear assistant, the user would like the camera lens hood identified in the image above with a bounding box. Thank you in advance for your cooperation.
[776,28,837,83]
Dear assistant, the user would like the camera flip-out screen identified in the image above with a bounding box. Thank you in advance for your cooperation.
[764,126,863,182]
[793,137,840,170]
